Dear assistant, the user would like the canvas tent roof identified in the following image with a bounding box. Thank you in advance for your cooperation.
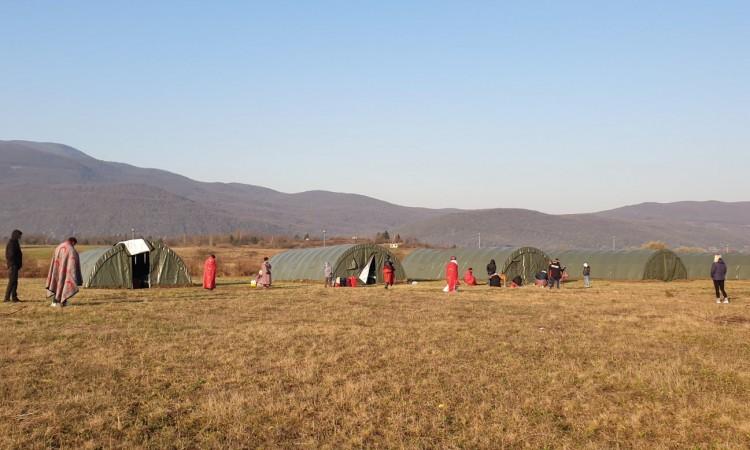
[677,252,750,280]
[270,244,406,283]
[119,238,152,255]
[402,247,550,284]
[550,249,687,281]
[80,240,192,288]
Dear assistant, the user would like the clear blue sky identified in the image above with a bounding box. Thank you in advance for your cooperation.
[1,1,748,213]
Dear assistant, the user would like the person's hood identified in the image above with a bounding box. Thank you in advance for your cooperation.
[10,230,22,240]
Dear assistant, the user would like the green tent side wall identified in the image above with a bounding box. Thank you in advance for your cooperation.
[677,253,750,280]
[81,245,133,288]
[550,249,687,281]
[80,241,191,288]
[269,244,406,283]
[402,247,550,284]
[149,241,192,286]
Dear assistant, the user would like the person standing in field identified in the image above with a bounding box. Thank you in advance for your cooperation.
[445,256,459,293]
[583,263,591,288]
[203,254,217,290]
[548,258,563,289]
[323,261,333,287]
[45,237,83,308]
[4,229,23,303]
[711,255,730,304]
[383,256,395,289]
[258,257,272,288]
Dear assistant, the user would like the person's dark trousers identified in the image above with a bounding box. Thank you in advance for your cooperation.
[713,280,728,299]
[549,278,561,289]
[4,265,19,301]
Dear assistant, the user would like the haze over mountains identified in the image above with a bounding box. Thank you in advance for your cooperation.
[1,140,748,251]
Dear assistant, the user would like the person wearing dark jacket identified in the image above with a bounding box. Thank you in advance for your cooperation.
[711,255,729,304]
[486,259,497,277]
[548,258,564,289]
[4,229,23,302]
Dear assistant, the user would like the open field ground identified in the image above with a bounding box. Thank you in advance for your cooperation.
[2,279,750,448]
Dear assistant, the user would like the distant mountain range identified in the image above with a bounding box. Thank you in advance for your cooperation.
[1,140,748,251]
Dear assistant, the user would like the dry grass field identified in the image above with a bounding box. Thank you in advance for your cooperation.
[1,278,750,449]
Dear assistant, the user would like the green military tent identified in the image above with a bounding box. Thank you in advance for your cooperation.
[80,239,192,289]
[550,249,687,281]
[270,244,406,284]
[402,247,549,284]
[677,253,750,280]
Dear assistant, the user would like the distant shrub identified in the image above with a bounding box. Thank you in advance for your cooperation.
[641,241,668,250]
[673,246,707,253]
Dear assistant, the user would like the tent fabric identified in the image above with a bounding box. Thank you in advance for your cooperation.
[270,244,406,283]
[80,240,192,288]
[149,241,192,286]
[550,249,687,281]
[677,253,750,280]
[402,247,550,284]
[118,239,153,256]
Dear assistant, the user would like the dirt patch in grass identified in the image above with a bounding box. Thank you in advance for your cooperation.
[712,315,750,326]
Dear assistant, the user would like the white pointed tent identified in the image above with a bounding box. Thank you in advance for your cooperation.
[359,256,375,283]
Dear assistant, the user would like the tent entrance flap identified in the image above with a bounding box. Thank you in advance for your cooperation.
[359,256,377,284]
[132,252,150,289]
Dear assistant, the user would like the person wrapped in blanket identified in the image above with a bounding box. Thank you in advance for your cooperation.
[46,237,83,308]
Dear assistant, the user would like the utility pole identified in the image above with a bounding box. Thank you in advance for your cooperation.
[323,229,327,248]
[612,236,616,251]
[478,232,481,249]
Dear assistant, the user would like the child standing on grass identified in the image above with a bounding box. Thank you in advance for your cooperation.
[203,255,217,290]
[323,261,333,287]
[548,259,563,289]
[711,255,730,304]
[383,256,395,289]
[583,263,591,288]
[444,256,459,293]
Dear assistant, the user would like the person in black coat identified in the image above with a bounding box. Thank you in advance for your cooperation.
[486,259,497,277]
[711,255,729,304]
[548,258,564,289]
[4,229,23,302]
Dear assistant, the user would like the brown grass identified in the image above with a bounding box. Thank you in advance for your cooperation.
[1,279,750,448]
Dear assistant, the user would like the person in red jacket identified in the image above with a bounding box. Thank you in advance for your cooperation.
[383,256,395,289]
[203,254,217,290]
[463,267,478,286]
[445,256,459,293]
